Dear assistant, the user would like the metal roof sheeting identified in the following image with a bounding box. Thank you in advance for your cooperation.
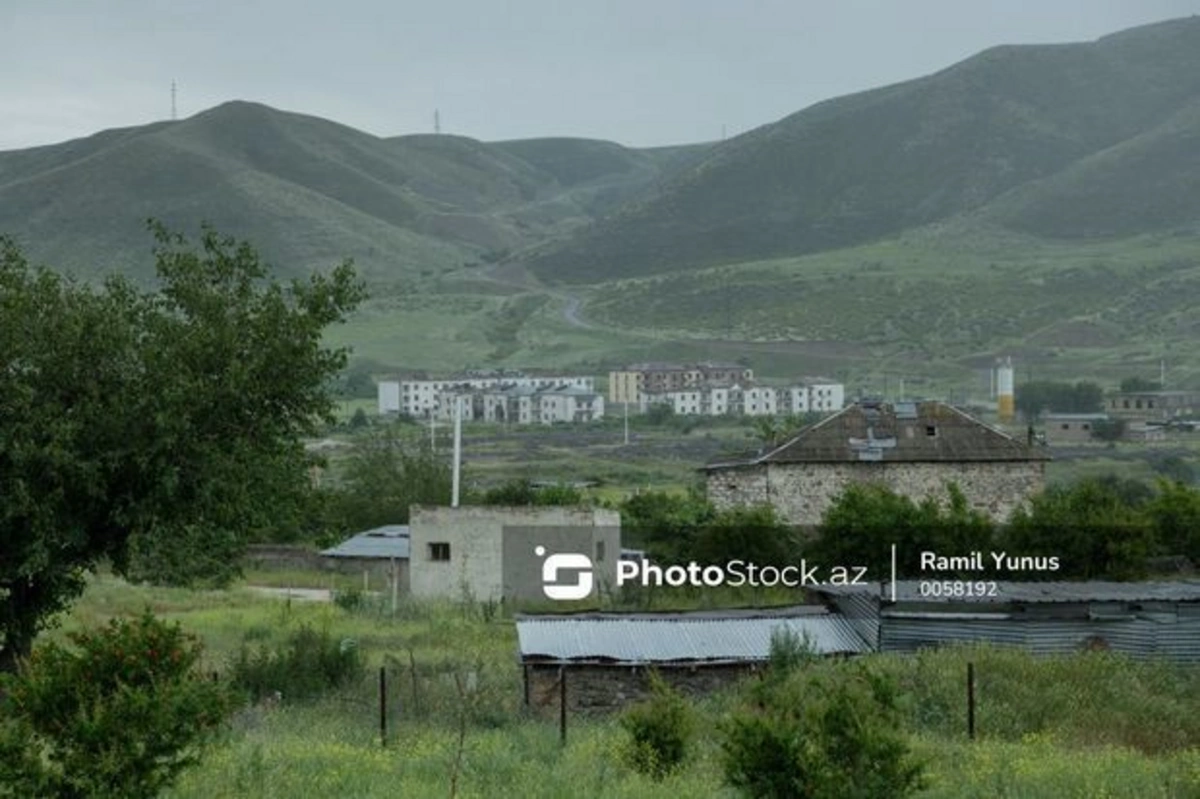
[320,525,410,560]
[516,612,869,664]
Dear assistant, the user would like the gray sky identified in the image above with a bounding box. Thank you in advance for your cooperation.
[4,0,1200,151]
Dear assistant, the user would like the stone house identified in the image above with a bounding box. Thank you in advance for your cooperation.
[704,400,1049,525]
[517,606,868,715]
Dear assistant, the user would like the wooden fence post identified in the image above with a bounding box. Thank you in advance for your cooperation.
[379,666,388,747]
[967,661,976,741]
[559,666,567,746]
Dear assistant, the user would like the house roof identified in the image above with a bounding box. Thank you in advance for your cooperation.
[320,525,410,560]
[516,606,868,664]
[812,580,1200,605]
[705,400,1049,469]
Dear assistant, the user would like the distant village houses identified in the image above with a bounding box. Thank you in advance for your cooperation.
[609,361,843,418]
[704,399,1049,525]
[378,370,603,425]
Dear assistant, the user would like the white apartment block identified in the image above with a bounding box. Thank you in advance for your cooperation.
[643,379,844,418]
[378,371,595,419]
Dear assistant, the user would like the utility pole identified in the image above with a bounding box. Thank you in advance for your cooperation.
[171,80,177,120]
[434,109,441,135]
[451,395,462,507]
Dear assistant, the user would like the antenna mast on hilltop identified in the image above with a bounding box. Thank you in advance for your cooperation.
[171,80,177,120]
[434,109,441,134]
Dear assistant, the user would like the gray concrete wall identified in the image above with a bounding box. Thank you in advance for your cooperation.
[409,506,621,602]
[708,460,1045,525]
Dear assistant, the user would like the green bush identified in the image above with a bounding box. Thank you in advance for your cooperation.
[0,611,236,799]
[619,672,693,779]
[229,625,364,703]
[721,664,924,799]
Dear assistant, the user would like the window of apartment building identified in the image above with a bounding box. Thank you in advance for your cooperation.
[428,542,451,561]
[926,425,937,437]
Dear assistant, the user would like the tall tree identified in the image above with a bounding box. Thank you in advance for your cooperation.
[0,225,364,671]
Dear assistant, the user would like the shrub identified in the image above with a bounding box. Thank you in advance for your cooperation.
[620,672,692,779]
[0,611,236,799]
[721,664,924,799]
[229,625,363,703]
[766,626,819,678]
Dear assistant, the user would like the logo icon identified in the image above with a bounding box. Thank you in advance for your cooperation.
[536,545,593,600]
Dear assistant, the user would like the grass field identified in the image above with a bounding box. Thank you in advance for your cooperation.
[321,224,1200,406]
[39,573,1200,798]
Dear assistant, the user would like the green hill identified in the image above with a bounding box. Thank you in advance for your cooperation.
[525,16,1200,284]
[0,102,700,283]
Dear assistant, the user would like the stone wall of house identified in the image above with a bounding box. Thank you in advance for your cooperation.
[525,662,759,716]
[708,461,1045,525]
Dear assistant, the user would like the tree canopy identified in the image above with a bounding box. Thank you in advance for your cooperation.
[0,224,364,671]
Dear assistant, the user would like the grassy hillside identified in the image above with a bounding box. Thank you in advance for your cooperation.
[0,103,700,284]
[526,16,1200,284]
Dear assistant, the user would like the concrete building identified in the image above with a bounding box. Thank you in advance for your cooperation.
[704,400,1050,526]
[517,606,868,715]
[1106,390,1200,422]
[607,362,753,405]
[813,581,1200,662]
[1042,412,1109,445]
[408,506,621,603]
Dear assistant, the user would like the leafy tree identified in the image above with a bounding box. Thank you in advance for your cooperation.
[0,612,237,799]
[643,402,676,426]
[1090,417,1126,442]
[0,226,363,671]
[808,484,994,578]
[721,664,924,799]
[1145,480,1200,563]
[1003,478,1154,579]
[1120,376,1161,392]
[620,671,692,780]
[328,425,452,534]
[477,478,585,506]
[618,489,715,564]
[1016,380,1103,420]
[1152,455,1195,485]
[693,504,799,567]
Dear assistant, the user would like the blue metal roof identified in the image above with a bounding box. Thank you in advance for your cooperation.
[516,609,868,663]
[320,525,410,560]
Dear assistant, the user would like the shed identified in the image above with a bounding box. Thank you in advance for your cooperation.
[516,606,869,714]
[320,525,410,594]
[811,580,1200,662]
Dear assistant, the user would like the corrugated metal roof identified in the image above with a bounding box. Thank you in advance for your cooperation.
[516,611,869,663]
[320,525,410,559]
[814,580,1200,604]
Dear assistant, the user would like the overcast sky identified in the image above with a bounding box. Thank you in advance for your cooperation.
[3,0,1199,151]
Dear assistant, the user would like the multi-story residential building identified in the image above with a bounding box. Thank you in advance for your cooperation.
[780,378,845,414]
[429,382,605,425]
[378,371,595,419]
[607,362,754,405]
[643,380,844,418]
